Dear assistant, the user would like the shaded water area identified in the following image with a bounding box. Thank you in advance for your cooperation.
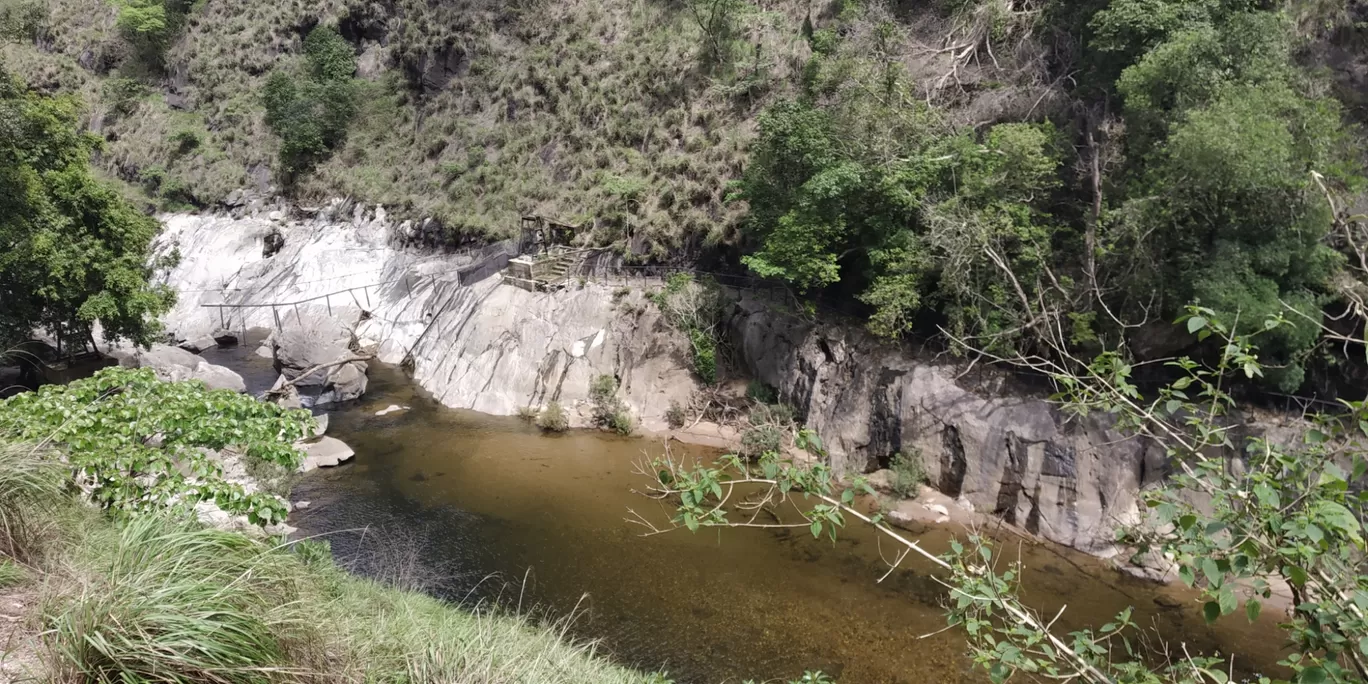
[206,341,1287,683]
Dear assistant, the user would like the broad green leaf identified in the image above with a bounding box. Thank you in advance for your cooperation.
[1299,666,1327,684]
[1202,601,1220,623]
[1246,598,1261,622]
[1218,586,1237,615]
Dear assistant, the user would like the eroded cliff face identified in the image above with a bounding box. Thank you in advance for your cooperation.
[155,204,698,430]
[727,294,1172,555]
[158,205,1172,554]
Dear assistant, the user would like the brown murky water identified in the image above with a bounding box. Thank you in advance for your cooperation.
[207,343,1287,683]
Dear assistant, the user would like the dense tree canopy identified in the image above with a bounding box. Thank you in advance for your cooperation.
[735,0,1366,393]
[0,69,173,352]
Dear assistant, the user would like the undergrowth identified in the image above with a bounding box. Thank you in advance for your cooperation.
[0,434,661,684]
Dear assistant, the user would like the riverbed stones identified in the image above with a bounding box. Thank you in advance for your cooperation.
[110,343,247,393]
[301,436,356,471]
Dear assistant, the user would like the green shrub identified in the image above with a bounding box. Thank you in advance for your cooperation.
[303,24,356,82]
[746,379,777,405]
[607,408,634,436]
[890,449,926,499]
[114,0,193,65]
[0,367,312,526]
[589,375,633,435]
[262,26,358,177]
[740,423,781,458]
[688,328,717,385]
[666,400,686,429]
[168,127,201,156]
[536,401,569,432]
[516,405,538,421]
[0,0,46,41]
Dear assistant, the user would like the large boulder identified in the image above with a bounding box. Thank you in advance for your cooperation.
[727,293,1164,555]
[110,344,247,393]
[272,313,369,407]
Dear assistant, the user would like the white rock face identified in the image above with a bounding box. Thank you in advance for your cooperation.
[155,205,700,431]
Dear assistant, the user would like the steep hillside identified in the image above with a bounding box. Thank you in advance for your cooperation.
[3,0,797,249]
[0,0,1009,252]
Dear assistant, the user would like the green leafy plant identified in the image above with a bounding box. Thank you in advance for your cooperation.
[0,71,175,351]
[888,449,924,499]
[0,368,312,526]
[648,274,725,384]
[589,375,633,435]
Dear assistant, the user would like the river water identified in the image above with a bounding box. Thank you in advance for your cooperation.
[207,342,1286,683]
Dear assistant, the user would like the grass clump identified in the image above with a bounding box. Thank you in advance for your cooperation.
[665,401,686,429]
[516,405,539,421]
[0,558,24,587]
[0,442,65,564]
[889,449,926,499]
[0,439,659,684]
[46,516,297,684]
[536,401,570,432]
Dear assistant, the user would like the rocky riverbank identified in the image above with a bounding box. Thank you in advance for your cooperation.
[150,202,1273,558]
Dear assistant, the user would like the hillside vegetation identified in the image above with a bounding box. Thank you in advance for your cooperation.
[5,0,1368,396]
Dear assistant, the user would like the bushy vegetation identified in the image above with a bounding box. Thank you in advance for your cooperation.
[0,367,314,526]
[888,449,925,499]
[262,26,359,178]
[589,374,633,436]
[536,400,569,432]
[0,68,174,350]
[650,273,725,385]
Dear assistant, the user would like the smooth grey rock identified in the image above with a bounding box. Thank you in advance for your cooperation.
[726,292,1162,554]
[312,413,329,438]
[112,343,246,393]
[301,436,355,471]
[325,362,367,402]
[212,328,239,346]
[193,361,247,393]
[178,335,218,353]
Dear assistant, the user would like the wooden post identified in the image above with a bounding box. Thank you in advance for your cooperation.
[272,306,282,330]
[326,294,332,317]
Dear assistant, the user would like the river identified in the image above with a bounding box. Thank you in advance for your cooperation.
[206,341,1287,684]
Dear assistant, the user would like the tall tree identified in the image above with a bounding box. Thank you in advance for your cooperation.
[0,69,173,353]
